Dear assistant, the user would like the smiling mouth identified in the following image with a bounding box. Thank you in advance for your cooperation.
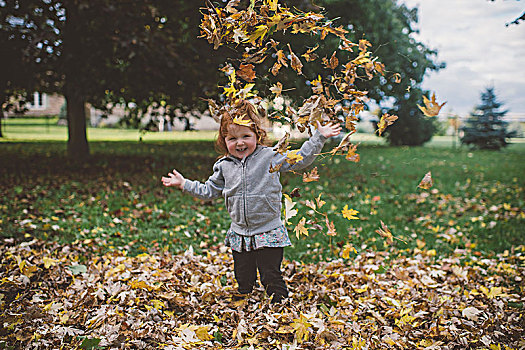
[236,147,247,152]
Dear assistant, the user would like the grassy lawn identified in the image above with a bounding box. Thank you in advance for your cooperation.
[1,121,524,263]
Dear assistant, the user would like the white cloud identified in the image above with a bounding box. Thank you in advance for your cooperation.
[402,0,525,116]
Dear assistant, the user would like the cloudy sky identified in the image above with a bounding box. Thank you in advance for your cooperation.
[401,0,525,117]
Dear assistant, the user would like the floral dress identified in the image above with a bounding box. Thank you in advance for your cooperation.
[225,225,291,252]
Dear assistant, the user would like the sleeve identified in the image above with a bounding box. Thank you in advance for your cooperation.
[182,161,225,200]
[272,130,327,172]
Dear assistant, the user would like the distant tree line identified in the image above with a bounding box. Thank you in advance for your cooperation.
[1,0,443,156]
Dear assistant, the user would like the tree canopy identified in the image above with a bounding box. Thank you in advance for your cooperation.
[1,0,443,153]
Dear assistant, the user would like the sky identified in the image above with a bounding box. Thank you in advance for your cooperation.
[401,0,525,118]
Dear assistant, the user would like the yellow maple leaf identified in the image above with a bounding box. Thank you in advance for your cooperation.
[232,116,252,127]
[376,113,398,136]
[266,0,278,11]
[285,150,304,165]
[341,205,359,220]
[290,313,312,343]
[151,299,165,310]
[246,25,268,45]
[223,84,237,97]
[341,243,357,259]
[195,325,213,341]
[43,256,58,269]
[418,92,446,117]
[294,217,309,239]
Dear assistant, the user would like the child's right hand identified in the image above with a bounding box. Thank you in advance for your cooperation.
[161,169,186,190]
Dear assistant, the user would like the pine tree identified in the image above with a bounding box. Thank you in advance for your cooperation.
[460,86,515,150]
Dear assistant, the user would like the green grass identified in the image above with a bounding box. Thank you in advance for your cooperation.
[1,128,524,263]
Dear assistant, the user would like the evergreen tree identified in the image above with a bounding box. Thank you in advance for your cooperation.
[460,86,515,150]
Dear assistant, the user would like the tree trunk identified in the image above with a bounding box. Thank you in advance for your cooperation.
[63,1,89,158]
[0,111,4,138]
[0,92,5,138]
[66,90,89,158]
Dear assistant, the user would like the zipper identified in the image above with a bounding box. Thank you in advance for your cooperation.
[241,158,250,233]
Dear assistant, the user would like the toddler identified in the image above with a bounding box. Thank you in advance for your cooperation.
[161,100,341,303]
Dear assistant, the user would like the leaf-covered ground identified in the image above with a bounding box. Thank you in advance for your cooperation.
[1,140,524,349]
[1,238,524,349]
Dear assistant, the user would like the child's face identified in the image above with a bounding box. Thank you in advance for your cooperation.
[225,124,257,159]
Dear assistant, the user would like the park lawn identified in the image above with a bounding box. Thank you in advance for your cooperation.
[1,136,524,263]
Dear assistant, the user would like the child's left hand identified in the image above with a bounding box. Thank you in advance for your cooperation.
[317,121,342,138]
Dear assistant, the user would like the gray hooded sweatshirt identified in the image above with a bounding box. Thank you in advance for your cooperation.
[183,130,327,236]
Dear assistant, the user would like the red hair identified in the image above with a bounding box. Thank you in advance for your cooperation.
[215,100,268,156]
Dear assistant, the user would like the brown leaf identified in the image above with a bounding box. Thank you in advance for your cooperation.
[237,63,256,82]
[417,171,433,190]
[288,43,303,75]
[303,167,320,183]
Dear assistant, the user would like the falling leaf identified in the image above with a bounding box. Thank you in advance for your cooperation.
[294,217,309,239]
[237,63,256,82]
[325,215,337,236]
[289,187,301,198]
[303,167,320,182]
[273,131,290,154]
[375,220,393,245]
[246,25,269,45]
[232,28,248,43]
[329,132,353,155]
[310,75,323,95]
[302,45,319,62]
[276,49,288,67]
[305,199,316,210]
[270,81,283,97]
[269,162,283,173]
[376,113,398,136]
[285,150,304,165]
[345,143,360,162]
[392,73,402,83]
[418,92,446,117]
[322,51,338,69]
[315,194,326,209]
[359,39,371,51]
[232,116,252,127]
[417,171,433,190]
[271,62,282,76]
[288,44,303,74]
[284,194,298,224]
[341,243,357,258]
[342,205,359,220]
[266,0,278,11]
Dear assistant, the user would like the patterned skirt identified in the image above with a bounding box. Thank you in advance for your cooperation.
[225,225,291,252]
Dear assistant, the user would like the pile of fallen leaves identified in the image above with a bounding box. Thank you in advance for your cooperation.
[1,238,524,349]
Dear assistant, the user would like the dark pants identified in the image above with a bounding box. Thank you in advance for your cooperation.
[232,247,289,302]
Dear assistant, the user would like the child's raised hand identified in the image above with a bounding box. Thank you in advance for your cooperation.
[317,121,342,138]
[161,169,186,190]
